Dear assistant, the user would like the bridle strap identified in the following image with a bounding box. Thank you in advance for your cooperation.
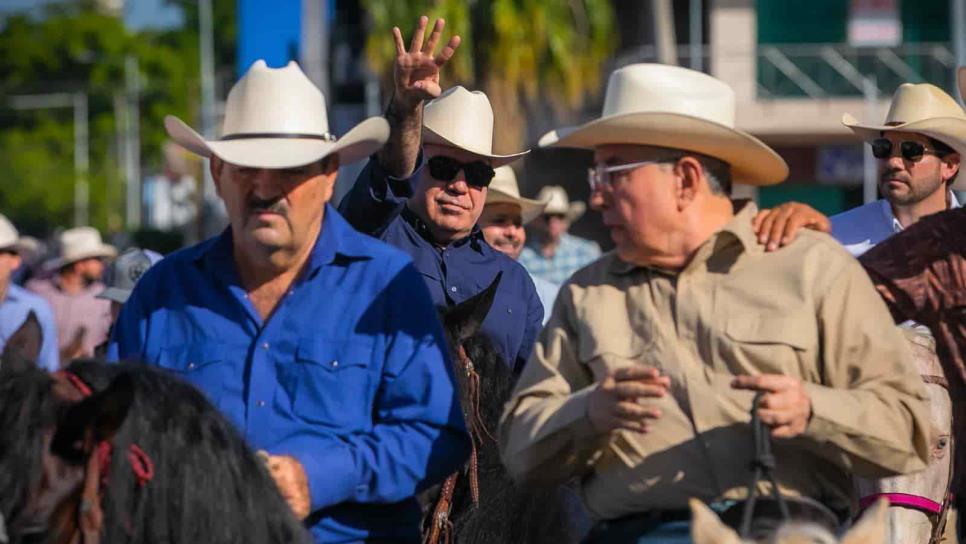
[739,391,790,537]
[858,493,942,514]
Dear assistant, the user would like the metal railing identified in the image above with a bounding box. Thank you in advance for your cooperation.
[757,42,956,98]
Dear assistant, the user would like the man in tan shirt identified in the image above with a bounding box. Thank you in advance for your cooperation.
[499,63,931,542]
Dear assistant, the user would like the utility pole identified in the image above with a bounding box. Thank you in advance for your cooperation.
[862,77,878,204]
[689,0,703,70]
[301,0,328,97]
[199,0,217,202]
[954,0,966,103]
[73,93,89,226]
[653,0,678,65]
[124,55,141,230]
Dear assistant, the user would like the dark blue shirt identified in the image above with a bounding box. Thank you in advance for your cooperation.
[338,156,543,373]
[108,205,470,543]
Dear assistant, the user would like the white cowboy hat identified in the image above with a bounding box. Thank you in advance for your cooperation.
[536,186,586,222]
[165,60,388,169]
[0,214,28,253]
[422,86,529,167]
[539,64,788,186]
[43,227,117,271]
[843,82,966,190]
[485,167,547,224]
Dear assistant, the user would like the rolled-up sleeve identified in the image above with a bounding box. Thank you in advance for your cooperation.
[337,154,421,237]
[283,262,470,511]
[499,284,605,485]
[802,255,930,477]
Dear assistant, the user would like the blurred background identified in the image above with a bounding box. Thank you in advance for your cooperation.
[0,0,962,253]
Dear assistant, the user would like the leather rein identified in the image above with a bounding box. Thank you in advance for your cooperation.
[858,373,954,544]
[423,345,492,544]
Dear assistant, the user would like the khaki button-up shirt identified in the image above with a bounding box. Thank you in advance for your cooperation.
[499,203,930,520]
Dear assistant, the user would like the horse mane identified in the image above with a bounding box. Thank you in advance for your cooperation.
[436,274,578,544]
[52,364,309,544]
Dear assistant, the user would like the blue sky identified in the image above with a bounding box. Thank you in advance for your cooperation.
[0,0,184,30]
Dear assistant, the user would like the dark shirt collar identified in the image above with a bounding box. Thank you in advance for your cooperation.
[400,205,487,254]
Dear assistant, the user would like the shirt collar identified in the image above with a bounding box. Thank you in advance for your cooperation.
[882,190,961,233]
[608,200,760,276]
[196,203,371,271]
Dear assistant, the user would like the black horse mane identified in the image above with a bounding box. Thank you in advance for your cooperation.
[51,363,309,544]
[436,274,577,544]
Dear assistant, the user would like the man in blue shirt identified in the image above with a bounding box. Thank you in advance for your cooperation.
[831,83,964,256]
[0,213,58,370]
[339,17,543,373]
[109,59,469,543]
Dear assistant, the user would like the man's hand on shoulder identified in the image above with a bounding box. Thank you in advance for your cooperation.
[751,202,831,252]
[588,366,669,434]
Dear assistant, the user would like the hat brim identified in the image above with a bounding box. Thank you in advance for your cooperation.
[485,189,548,224]
[842,113,966,190]
[43,245,118,272]
[422,127,529,168]
[96,287,130,304]
[165,115,389,169]
[539,112,789,186]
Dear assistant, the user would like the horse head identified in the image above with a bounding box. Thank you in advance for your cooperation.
[691,498,890,544]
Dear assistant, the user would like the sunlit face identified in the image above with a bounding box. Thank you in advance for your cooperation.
[73,258,104,283]
[590,145,684,265]
[410,144,489,243]
[212,156,337,255]
[479,202,526,260]
[876,131,959,206]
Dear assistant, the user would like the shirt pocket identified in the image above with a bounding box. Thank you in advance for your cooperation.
[154,343,228,407]
[720,315,816,377]
[293,338,375,429]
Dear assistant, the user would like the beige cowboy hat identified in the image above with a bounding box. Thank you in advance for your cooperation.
[536,186,586,222]
[485,167,547,224]
[0,214,29,253]
[165,60,388,169]
[539,64,788,186]
[843,82,966,190]
[422,86,529,167]
[43,227,117,271]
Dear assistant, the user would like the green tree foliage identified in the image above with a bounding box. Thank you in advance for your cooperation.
[361,0,616,153]
[0,2,232,236]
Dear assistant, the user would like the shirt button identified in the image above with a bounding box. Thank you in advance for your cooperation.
[262,342,270,350]
[450,286,457,293]
[331,360,339,368]
[187,362,196,369]
[507,307,512,314]
[257,400,266,407]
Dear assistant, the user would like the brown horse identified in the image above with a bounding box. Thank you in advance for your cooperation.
[854,329,956,544]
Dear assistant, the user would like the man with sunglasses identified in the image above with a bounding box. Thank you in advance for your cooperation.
[340,17,544,373]
[499,63,930,543]
[831,83,964,257]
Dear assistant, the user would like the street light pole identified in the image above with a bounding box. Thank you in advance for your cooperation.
[199,0,217,201]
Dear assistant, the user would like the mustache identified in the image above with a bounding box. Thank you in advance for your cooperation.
[246,195,287,216]
[880,169,910,184]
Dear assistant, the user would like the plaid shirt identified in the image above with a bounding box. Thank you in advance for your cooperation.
[860,208,966,394]
[519,233,601,285]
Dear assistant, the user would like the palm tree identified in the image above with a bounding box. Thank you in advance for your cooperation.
[362,0,616,154]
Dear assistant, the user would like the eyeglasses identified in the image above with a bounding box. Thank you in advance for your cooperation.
[871,138,945,162]
[587,159,677,193]
[427,156,496,188]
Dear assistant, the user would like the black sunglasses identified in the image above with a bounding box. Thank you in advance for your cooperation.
[871,138,944,162]
[427,156,496,188]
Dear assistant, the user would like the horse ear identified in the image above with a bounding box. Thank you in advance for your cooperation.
[840,498,889,544]
[447,272,502,342]
[2,310,43,363]
[89,372,135,442]
[689,499,745,544]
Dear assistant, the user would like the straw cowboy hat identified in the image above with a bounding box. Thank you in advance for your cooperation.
[536,186,586,222]
[43,227,117,271]
[485,167,547,224]
[422,86,529,167]
[0,214,30,253]
[165,60,388,169]
[843,82,966,190]
[539,64,788,186]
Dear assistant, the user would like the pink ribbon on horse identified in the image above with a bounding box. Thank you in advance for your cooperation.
[859,493,943,515]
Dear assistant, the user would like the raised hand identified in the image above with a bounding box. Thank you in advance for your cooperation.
[391,15,461,110]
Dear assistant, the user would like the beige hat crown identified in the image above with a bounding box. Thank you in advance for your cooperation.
[44,227,117,271]
[537,186,586,222]
[422,86,529,167]
[485,166,547,224]
[539,63,789,186]
[0,214,21,251]
[165,60,388,169]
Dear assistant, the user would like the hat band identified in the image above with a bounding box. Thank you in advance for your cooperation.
[221,132,336,142]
